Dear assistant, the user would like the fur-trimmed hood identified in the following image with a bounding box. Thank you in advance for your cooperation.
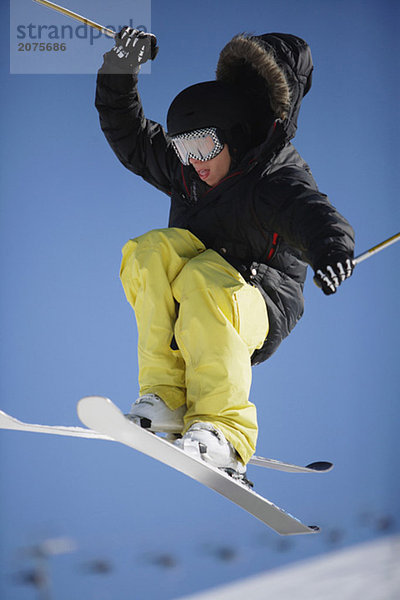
[216,33,314,145]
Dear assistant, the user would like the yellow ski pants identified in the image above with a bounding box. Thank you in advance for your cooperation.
[120,228,269,464]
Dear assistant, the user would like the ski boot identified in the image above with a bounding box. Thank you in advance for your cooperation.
[174,422,253,487]
[127,393,185,434]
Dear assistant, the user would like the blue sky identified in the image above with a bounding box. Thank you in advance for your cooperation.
[1,1,399,599]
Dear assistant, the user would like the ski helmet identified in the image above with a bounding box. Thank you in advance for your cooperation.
[167,81,252,156]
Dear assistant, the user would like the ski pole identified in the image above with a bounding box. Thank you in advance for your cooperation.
[32,0,116,38]
[353,231,400,265]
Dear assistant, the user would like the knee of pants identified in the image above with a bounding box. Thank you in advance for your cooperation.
[120,228,205,277]
[120,228,206,308]
[127,228,205,253]
[120,229,174,266]
[173,249,242,297]
[173,250,269,354]
[130,228,172,248]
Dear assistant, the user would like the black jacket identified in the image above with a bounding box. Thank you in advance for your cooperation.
[95,33,355,364]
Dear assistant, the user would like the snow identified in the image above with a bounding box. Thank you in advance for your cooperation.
[175,535,400,600]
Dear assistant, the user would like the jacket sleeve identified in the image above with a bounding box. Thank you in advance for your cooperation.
[254,166,355,269]
[95,66,179,195]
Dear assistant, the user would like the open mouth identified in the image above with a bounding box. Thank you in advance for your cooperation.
[197,168,210,180]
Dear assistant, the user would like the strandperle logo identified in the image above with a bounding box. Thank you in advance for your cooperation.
[16,19,147,46]
[10,0,152,74]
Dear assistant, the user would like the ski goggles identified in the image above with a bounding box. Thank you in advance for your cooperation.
[170,127,224,165]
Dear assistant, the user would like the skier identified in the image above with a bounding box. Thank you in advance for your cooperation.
[95,29,355,482]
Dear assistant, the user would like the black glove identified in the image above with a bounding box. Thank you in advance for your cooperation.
[313,253,354,295]
[103,27,158,74]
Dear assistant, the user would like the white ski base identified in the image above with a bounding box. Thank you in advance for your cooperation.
[0,409,332,474]
[77,396,319,536]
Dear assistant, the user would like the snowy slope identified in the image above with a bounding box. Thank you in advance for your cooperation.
[175,535,400,600]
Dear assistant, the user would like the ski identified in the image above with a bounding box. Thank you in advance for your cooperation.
[0,410,333,473]
[0,408,332,474]
[0,408,111,440]
[250,455,332,473]
[77,396,321,535]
